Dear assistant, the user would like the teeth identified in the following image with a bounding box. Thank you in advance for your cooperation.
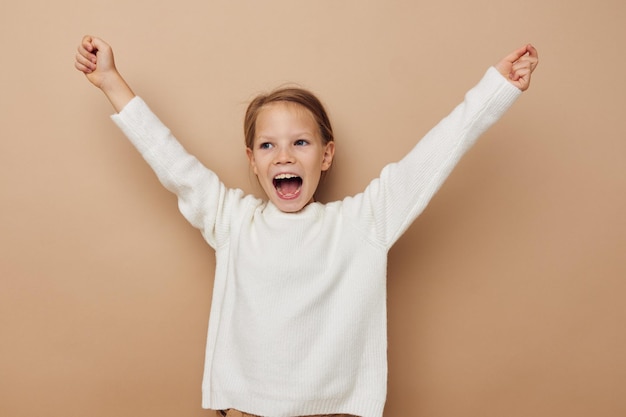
[274,173,299,180]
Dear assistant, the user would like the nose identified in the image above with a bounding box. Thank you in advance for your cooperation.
[273,145,295,165]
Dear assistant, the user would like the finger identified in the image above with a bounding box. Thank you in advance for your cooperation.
[514,57,539,76]
[512,58,532,72]
[511,67,531,83]
[77,44,96,64]
[75,52,96,71]
[81,35,95,52]
[515,44,538,69]
[89,37,109,55]
[74,60,93,74]
[526,44,538,60]
[503,44,532,65]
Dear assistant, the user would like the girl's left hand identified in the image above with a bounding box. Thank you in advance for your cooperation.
[495,44,539,91]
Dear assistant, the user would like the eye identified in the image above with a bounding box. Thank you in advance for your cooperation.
[259,142,273,149]
[294,139,309,146]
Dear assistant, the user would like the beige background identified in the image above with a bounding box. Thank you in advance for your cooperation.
[1,1,625,416]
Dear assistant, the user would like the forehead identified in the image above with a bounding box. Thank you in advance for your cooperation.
[255,101,319,135]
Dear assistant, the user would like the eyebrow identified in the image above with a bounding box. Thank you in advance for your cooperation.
[256,131,317,141]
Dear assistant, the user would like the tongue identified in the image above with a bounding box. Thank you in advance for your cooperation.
[277,178,300,196]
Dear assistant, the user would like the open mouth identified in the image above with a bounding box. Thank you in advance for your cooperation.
[273,173,302,198]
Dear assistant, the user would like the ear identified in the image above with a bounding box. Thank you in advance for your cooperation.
[246,147,258,175]
[321,141,335,171]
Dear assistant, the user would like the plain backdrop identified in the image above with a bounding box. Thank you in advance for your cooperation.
[1,1,625,416]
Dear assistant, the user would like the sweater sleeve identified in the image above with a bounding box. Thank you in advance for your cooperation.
[110,97,241,248]
[353,67,522,248]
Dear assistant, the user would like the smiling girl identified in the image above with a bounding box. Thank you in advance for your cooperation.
[244,90,335,213]
[75,35,538,417]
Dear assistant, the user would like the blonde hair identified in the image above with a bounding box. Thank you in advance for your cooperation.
[244,87,334,150]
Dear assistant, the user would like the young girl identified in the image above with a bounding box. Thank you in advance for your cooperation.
[75,36,538,417]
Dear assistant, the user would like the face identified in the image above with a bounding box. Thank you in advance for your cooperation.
[246,101,335,213]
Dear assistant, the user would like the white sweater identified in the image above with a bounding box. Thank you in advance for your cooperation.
[111,67,521,417]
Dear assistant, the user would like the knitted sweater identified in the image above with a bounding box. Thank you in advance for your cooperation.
[111,67,521,417]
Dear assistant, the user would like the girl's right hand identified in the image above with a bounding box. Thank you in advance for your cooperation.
[74,35,118,89]
[74,35,135,113]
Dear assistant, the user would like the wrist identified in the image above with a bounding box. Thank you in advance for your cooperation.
[100,71,135,113]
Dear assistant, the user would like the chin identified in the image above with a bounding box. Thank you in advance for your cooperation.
[271,195,312,213]
[275,201,307,213]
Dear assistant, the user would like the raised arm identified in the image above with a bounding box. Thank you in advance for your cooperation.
[356,45,538,247]
[75,35,135,112]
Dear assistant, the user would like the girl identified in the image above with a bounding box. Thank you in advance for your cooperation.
[75,36,538,417]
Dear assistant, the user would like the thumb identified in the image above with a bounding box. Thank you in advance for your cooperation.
[504,44,533,65]
[89,36,111,55]
[495,44,532,79]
